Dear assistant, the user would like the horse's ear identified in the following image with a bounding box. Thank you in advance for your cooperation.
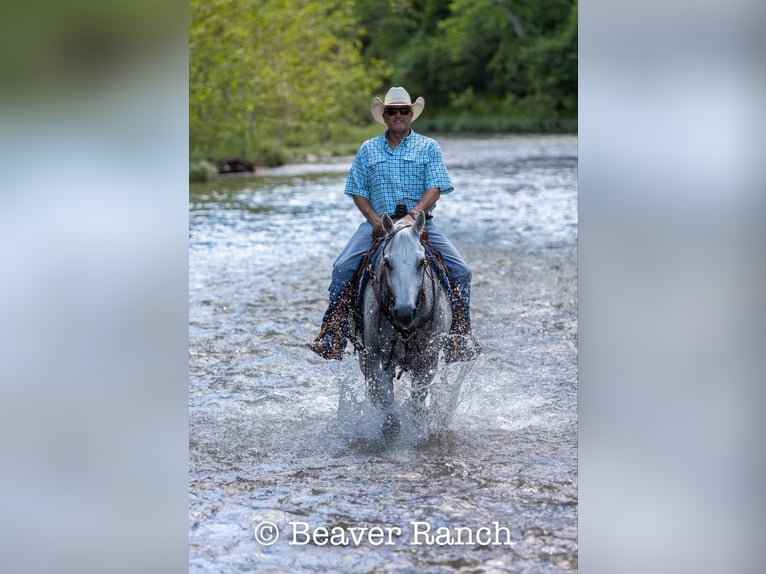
[415,210,426,234]
[382,213,394,234]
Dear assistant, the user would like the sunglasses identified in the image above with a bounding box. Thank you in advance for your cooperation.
[384,107,412,116]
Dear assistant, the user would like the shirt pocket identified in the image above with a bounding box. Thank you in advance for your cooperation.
[366,155,389,194]
[401,153,428,189]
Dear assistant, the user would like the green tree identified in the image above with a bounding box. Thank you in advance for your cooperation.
[190,0,388,158]
[522,0,577,117]
[433,0,572,107]
[353,0,453,100]
[353,0,577,121]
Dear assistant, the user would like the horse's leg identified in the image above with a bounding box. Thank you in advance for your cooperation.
[362,348,400,440]
[362,350,392,408]
[411,353,439,414]
[372,366,400,441]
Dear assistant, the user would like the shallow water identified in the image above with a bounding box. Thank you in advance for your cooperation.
[189,134,577,572]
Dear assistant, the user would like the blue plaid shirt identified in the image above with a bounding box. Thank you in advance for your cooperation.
[344,130,454,216]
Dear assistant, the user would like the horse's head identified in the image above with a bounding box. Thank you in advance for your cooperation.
[380,211,428,328]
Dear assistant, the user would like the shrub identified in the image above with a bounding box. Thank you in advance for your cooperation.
[253,143,289,167]
[189,159,218,182]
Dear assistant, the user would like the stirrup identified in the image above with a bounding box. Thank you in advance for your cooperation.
[443,333,481,363]
[307,333,346,361]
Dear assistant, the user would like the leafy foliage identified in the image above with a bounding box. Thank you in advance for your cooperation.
[354,0,577,119]
[190,0,389,157]
[190,0,577,161]
[189,159,218,182]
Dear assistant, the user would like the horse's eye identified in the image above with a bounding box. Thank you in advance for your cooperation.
[383,257,391,268]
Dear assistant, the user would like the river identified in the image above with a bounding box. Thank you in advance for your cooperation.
[189,134,578,572]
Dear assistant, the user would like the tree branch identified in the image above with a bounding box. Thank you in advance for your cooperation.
[493,0,526,38]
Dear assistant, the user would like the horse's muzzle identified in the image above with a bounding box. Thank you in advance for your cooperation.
[394,304,416,326]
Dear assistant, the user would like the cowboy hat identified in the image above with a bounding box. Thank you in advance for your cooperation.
[370,87,425,125]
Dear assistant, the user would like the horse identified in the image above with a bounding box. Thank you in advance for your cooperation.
[354,211,452,440]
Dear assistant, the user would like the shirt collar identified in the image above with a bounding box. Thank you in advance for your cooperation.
[381,128,416,148]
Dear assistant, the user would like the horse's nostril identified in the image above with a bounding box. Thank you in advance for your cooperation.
[395,305,416,322]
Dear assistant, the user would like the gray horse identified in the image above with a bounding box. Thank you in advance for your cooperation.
[354,211,452,440]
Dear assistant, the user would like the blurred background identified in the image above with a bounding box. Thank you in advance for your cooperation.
[189,0,577,168]
[579,1,764,573]
[1,0,764,573]
[0,2,189,574]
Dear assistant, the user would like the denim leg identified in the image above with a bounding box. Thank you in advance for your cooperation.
[451,274,472,323]
[328,221,375,302]
[425,221,471,287]
[423,222,473,323]
[423,222,471,279]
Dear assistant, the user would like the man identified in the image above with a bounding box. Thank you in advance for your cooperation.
[308,86,479,362]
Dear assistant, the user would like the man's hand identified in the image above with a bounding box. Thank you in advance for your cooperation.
[372,221,385,238]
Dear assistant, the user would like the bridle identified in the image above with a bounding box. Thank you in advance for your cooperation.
[368,224,440,342]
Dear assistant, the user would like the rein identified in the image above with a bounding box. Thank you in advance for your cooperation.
[378,262,431,341]
[368,223,442,352]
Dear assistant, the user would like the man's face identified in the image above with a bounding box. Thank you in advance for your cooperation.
[383,106,413,135]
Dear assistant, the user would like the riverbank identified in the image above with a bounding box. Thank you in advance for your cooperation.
[190,117,577,182]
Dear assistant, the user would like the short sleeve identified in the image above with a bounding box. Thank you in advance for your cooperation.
[423,140,453,195]
[344,145,370,199]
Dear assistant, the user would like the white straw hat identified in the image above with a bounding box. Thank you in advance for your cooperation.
[370,87,425,125]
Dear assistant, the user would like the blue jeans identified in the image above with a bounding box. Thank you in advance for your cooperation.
[328,220,472,320]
